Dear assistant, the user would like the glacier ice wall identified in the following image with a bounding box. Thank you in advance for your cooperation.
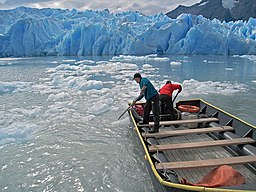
[0,7,256,57]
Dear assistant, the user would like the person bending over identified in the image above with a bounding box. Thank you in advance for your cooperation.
[159,80,182,120]
[133,73,160,133]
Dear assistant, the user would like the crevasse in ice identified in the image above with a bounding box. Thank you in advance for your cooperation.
[0,7,255,57]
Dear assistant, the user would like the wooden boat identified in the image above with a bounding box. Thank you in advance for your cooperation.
[128,99,256,192]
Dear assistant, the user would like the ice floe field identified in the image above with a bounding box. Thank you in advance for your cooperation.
[0,54,255,191]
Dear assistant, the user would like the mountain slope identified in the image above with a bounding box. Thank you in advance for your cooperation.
[166,0,256,21]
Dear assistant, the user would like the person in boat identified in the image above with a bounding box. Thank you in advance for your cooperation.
[132,73,160,133]
[159,80,182,120]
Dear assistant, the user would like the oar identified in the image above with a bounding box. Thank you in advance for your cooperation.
[118,96,140,120]
[172,91,179,102]
[118,104,134,120]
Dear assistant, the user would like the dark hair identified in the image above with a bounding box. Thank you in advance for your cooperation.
[166,80,172,84]
[133,73,142,79]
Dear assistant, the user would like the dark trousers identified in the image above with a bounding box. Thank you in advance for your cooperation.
[159,94,175,120]
[143,94,160,129]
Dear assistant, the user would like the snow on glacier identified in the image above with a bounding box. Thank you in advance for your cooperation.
[222,0,237,10]
[0,6,256,57]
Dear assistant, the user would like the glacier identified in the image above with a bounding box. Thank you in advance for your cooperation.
[0,6,256,57]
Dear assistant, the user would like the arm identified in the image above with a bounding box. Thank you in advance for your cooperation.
[133,85,146,104]
[173,84,182,93]
[139,85,147,97]
[178,85,182,93]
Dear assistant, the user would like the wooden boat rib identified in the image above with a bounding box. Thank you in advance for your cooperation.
[138,117,219,126]
[156,155,256,170]
[149,137,255,152]
[142,126,234,138]
[128,99,256,192]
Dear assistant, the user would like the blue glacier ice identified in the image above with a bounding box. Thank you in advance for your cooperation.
[0,6,256,57]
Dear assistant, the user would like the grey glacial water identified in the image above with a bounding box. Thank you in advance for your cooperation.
[0,55,255,191]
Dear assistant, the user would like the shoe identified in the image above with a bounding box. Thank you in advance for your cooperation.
[148,127,159,133]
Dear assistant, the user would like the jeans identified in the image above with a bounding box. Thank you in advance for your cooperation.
[159,94,175,120]
[143,94,160,129]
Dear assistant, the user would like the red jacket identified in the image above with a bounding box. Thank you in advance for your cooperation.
[159,83,181,97]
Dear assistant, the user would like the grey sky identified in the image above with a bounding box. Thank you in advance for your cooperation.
[0,0,201,15]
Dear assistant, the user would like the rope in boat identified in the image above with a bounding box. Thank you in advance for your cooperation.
[150,139,179,182]
[141,119,180,182]
[154,145,179,182]
[152,143,170,179]
[174,108,180,120]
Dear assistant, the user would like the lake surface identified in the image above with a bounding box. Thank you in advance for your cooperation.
[0,55,255,192]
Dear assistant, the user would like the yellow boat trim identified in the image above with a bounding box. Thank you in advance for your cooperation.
[129,98,256,192]
[199,98,256,129]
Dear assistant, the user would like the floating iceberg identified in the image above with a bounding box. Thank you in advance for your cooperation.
[0,7,256,57]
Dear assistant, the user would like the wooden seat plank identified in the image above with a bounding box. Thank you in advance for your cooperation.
[156,155,256,170]
[149,137,255,152]
[138,117,219,127]
[142,126,234,138]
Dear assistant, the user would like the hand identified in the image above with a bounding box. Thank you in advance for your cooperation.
[131,97,139,106]
[132,99,137,105]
